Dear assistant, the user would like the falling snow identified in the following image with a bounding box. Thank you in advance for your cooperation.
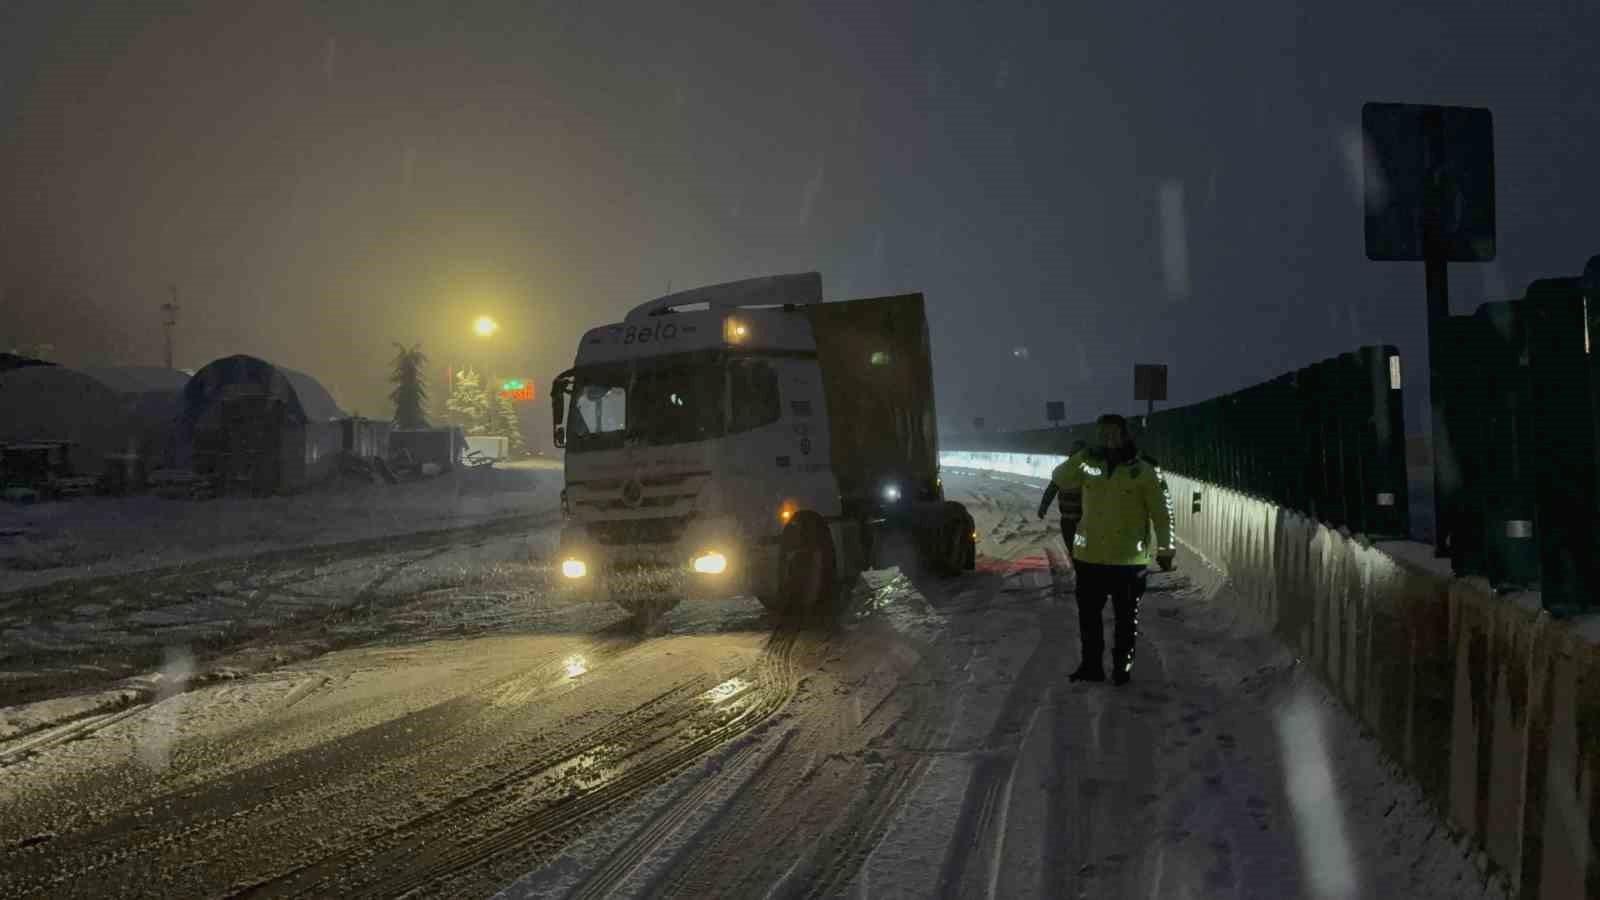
[1159,179,1190,300]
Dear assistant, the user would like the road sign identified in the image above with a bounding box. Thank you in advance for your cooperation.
[1046,401,1065,423]
[1362,102,1496,262]
[498,379,535,403]
[1134,365,1168,402]
[1362,100,1496,558]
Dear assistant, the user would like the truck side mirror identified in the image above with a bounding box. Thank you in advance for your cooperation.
[553,425,567,449]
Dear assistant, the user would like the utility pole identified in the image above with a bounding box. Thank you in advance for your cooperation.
[161,286,180,369]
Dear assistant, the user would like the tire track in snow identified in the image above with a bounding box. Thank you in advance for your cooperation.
[242,629,806,899]
[0,631,660,897]
[936,601,1069,899]
[568,727,798,900]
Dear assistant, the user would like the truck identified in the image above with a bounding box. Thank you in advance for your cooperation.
[549,273,977,625]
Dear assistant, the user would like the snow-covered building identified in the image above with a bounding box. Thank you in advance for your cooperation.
[0,352,53,373]
[0,364,190,474]
[176,355,347,494]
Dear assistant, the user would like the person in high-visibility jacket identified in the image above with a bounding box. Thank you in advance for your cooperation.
[1048,414,1176,685]
[1037,439,1089,563]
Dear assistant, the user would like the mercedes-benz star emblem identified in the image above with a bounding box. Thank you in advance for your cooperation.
[621,479,644,508]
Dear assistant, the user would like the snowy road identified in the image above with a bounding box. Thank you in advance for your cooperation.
[0,473,1506,898]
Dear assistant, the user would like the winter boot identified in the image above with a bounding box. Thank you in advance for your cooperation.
[1069,661,1105,682]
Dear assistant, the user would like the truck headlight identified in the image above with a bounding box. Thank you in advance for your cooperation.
[561,558,588,579]
[692,551,728,575]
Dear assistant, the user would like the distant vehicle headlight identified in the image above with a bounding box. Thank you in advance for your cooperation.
[883,483,902,503]
[561,558,588,579]
[692,551,728,575]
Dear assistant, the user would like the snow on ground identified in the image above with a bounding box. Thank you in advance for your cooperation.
[0,516,571,748]
[498,470,1511,899]
[0,459,563,593]
[0,463,1522,897]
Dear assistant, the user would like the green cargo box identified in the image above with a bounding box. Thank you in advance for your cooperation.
[805,293,941,508]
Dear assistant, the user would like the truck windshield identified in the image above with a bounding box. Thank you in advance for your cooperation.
[566,353,726,452]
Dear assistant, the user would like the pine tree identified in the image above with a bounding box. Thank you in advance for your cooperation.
[479,388,502,438]
[446,367,490,434]
[485,387,527,456]
[388,343,430,429]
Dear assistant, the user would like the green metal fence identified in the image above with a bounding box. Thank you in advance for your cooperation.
[1435,277,1600,615]
[947,272,1600,615]
[944,343,1411,541]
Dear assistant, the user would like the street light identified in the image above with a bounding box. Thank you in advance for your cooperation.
[474,315,499,338]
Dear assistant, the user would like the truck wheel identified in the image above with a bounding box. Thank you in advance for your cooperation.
[927,502,973,577]
[763,516,836,620]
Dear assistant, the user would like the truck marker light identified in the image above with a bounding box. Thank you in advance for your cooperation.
[778,500,798,523]
[561,559,588,579]
[692,551,728,574]
[724,317,750,343]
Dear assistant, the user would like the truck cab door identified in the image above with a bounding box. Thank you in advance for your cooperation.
[726,356,837,518]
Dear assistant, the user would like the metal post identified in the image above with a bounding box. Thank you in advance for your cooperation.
[161,286,180,370]
[1422,110,1451,559]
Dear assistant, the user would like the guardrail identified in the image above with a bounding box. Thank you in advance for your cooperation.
[944,344,1410,541]
[940,449,1598,897]
[946,289,1600,618]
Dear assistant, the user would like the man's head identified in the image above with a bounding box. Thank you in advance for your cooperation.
[1096,414,1132,451]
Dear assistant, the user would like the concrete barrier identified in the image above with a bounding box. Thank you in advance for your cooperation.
[941,451,1599,898]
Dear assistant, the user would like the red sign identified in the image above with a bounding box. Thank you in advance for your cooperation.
[499,385,535,402]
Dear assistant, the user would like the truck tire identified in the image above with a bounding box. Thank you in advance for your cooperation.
[760,515,836,621]
[924,501,975,577]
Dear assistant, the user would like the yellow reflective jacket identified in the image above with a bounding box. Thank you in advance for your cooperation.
[1050,449,1175,566]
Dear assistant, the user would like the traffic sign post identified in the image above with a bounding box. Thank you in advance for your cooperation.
[1134,364,1168,425]
[1363,101,1496,558]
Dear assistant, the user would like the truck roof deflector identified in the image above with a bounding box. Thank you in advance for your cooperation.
[625,273,823,322]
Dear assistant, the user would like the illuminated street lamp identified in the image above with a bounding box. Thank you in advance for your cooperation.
[473,315,499,338]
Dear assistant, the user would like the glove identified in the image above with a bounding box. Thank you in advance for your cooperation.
[1156,549,1176,572]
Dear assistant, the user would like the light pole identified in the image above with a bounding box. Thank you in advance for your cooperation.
[162,286,180,369]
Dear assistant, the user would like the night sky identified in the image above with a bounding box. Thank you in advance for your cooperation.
[2,1,1596,437]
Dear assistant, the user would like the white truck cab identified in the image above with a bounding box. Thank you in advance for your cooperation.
[550,273,973,624]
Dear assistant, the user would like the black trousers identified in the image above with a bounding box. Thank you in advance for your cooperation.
[1073,561,1148,673]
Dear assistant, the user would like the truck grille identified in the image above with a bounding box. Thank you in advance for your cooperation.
[569,472,709,514]
[578,493,695,512]
[605,561,685,594]
[587,515,692,546]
